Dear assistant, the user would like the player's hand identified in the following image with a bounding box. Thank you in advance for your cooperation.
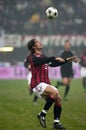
[66,56,78,62]
[55,57,65,62]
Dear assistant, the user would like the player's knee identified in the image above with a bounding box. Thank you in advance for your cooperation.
[57,95,62,105]
[63,81,68,86]
[58,95,62,102]
[51,91,62,105]
[53,91,59,100]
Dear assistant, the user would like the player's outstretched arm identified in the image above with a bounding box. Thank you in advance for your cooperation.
[49,57,67,67]
[66,56,78,62]
[49,56,78,67]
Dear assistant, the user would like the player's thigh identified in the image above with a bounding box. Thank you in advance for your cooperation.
[44,86,62,105]
[43,85,58,99]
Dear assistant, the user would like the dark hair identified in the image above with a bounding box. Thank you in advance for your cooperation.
[65,39,70,43]
[27,39,36,53]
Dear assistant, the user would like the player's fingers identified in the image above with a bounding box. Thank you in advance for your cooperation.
[55,57,65,62]
[66,56,78,61]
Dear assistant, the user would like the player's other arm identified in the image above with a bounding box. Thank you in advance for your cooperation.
[33,56,66,66]
[24,57,31,72]
[33,56,55,65]
[24,56,30,68]
[66,56,78,62]
[24,59,28,68]
[32,55,78,66]
[49,56,78,67]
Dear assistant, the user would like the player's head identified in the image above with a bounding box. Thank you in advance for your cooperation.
[64,40,71,51]
[27,39,43,53]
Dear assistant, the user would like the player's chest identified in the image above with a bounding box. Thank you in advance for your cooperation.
[62,52,72,58]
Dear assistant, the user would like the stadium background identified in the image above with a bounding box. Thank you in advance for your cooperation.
[0,0,86,79]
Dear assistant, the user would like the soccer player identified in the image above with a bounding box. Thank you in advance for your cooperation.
[25,38,77,129]
[79,50,86,91]
[24,58,38,104]
[55,40,78,101]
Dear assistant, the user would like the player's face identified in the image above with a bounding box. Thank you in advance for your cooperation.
[34,40,43,50]
[65,42,71,51]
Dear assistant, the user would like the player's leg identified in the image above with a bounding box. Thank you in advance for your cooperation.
[33,95,38,105]
[27,72,38,103]
[83,77,86,90]
[55,71,65,88]
[55,80,64,88]
[27,72,32,95]
[37,85,58,118]
[37,85,57,128]
[34,83,65,129]
[62,77,71,100]
[44,86,65,129]
[53,94,65,129]
[28,84,32,95]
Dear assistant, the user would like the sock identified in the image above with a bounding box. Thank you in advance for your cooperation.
[40,97,54,117]
[64,85,70,98]
[54,104,62,121]
[33,95,38,103]
[40,110,47,117]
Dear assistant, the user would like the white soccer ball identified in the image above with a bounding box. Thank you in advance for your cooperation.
[45,7,58,19]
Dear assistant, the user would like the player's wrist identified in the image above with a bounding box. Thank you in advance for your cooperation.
[64,58,68,62]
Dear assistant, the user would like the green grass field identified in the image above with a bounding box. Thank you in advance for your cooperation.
[0,79,86,130]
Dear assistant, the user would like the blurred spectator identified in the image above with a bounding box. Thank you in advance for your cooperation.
[0,0,86,34]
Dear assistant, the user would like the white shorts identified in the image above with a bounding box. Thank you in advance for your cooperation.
[27,72,32,84]
[32,82,57,98]
[81,67,86,77]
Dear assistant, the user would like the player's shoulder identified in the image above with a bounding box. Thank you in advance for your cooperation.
[25,53,31,58]
[24,54,30,68]
[24,54,32,62]
[70,49,75,55]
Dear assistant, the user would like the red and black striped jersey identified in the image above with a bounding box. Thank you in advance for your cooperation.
[28,53,55,89]
[24,53,67,89]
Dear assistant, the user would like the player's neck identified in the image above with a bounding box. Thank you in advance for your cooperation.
[35,49,42,55]
[65,49,70,51]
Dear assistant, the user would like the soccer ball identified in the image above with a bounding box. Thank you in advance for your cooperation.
[45,7,58,19]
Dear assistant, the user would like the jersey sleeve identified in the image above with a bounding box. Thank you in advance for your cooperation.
[49,59,67,67]
[32,54,67,67]
[32,55,56,66]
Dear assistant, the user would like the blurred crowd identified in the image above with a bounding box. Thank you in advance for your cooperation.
[0,0,86,35]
